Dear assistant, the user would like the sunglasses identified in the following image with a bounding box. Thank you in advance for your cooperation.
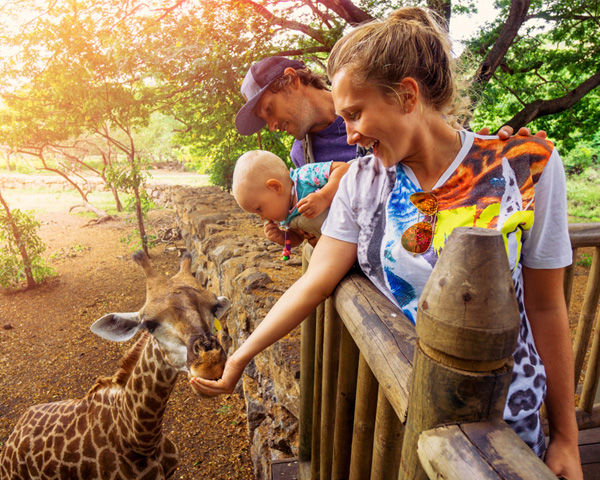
[401,192,438,254]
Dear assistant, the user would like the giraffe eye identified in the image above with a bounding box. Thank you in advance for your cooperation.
[141,320,160,334]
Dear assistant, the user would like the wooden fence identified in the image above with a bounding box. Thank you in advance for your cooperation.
[296,224,600,480]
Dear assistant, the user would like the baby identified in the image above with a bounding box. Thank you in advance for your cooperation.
[232,150,349,258]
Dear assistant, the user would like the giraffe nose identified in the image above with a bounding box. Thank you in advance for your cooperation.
[187,334,227,380]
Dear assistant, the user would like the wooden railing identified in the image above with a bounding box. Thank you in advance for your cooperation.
[566,223,600,429]
[296,224,600,480]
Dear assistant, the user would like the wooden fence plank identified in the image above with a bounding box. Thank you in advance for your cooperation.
[332,272,416,422]
[349,354,378,480]
[319,300,340,480]
[331,324,359,480]
[299,250,316,470]
[418,425,501,480]
[419,421,558,480]
[309,302,324,480]
[370,388,403,480]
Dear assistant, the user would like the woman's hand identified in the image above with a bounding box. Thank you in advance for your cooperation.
[190,355,246,397]
[545,436,583,480]
[297,191,328,218]
[264,221,285,246]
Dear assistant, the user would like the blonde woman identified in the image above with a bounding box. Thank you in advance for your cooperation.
[193,8,581,479]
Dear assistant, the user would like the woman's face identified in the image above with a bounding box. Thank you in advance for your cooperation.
[332,69,411,168]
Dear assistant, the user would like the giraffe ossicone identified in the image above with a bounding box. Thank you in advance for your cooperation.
[1,251,231,480]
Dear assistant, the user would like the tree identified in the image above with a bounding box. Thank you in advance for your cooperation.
[0,0,176,252]
[465,0,600,150]
[144,0,599,180]
[0,189,54,290]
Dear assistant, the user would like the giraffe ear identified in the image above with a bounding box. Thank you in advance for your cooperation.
[90,312,141,342]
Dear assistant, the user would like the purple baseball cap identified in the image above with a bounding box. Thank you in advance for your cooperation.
[235,56,305,135]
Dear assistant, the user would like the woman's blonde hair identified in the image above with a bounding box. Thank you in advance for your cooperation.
[327,7,471,126]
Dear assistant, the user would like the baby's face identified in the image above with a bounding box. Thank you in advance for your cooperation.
[234,184,290,223]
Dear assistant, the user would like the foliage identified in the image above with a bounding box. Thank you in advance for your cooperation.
[120,190,157,251]
[566,166,600,222]
[0,208,55,289]
[0,0,598,192]
[468,0,600,151]
[562,132,600,177]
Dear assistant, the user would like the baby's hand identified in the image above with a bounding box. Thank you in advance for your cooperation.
[297,192,327,219]
[264,221,285,246]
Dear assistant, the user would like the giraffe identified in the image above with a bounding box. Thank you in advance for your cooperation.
[0,251,231,480]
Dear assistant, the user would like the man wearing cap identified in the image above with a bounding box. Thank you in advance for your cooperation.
[234,56,542,168]
[235,56,360,168]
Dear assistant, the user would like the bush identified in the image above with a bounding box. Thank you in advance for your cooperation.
[563,138,600,177]
[0,208,55,289]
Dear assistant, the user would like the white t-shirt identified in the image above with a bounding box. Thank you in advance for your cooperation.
[322,131,572,454]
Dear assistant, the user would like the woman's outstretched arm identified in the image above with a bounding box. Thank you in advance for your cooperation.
[191,235,358,396]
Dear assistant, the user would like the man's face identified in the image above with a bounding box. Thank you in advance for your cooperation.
[254,86,315,140]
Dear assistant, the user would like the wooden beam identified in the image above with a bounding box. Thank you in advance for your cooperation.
[399,228,521,480]
[332,272,416,422]
[418,421,557,479]
[349,354,378,480]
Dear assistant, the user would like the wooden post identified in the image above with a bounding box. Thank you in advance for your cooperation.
[349,354,378,480]
[299,247,316,479]
[371,388,403,480]
[398,228,521,480]
[563,247,576,309]
[331,323,360,480]
[320,299,342,479]
[309,302,325,479]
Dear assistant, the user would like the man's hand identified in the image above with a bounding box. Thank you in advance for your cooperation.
[297,191,328,218]
[478,125,547,140]
[264,221,285,246]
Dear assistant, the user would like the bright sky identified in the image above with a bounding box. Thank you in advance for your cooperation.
[449,0,500,55]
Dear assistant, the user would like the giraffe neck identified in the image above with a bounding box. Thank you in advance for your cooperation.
[116,335,179,455]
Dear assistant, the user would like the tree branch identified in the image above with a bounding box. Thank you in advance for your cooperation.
[234,0,330,45]
[471,0,531,96]
[315,0,372,26]
[276,46,333,56]
[503,70,600,129]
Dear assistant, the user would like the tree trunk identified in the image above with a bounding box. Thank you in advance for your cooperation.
[471,0,531,98]
[132,182,148,256]
[0,189,36,289]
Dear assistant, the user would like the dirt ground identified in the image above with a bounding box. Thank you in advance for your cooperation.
[0,205,255,479]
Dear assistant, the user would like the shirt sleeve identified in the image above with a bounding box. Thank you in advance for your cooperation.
[521,148,573,269]
[290,140,305,168]
[321,162,360,244]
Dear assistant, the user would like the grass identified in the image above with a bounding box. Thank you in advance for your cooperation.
[566,172,600,223]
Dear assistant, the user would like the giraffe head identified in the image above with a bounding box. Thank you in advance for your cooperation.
[90,251,230,381]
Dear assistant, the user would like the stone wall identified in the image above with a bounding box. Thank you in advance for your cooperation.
[148,184,302,480]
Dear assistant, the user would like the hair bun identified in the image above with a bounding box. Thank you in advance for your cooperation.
[389,6,439,28]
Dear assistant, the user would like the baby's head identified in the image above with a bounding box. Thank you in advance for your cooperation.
[232,150,292,223]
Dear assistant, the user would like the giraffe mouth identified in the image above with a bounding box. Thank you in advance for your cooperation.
[186,334,227,380]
